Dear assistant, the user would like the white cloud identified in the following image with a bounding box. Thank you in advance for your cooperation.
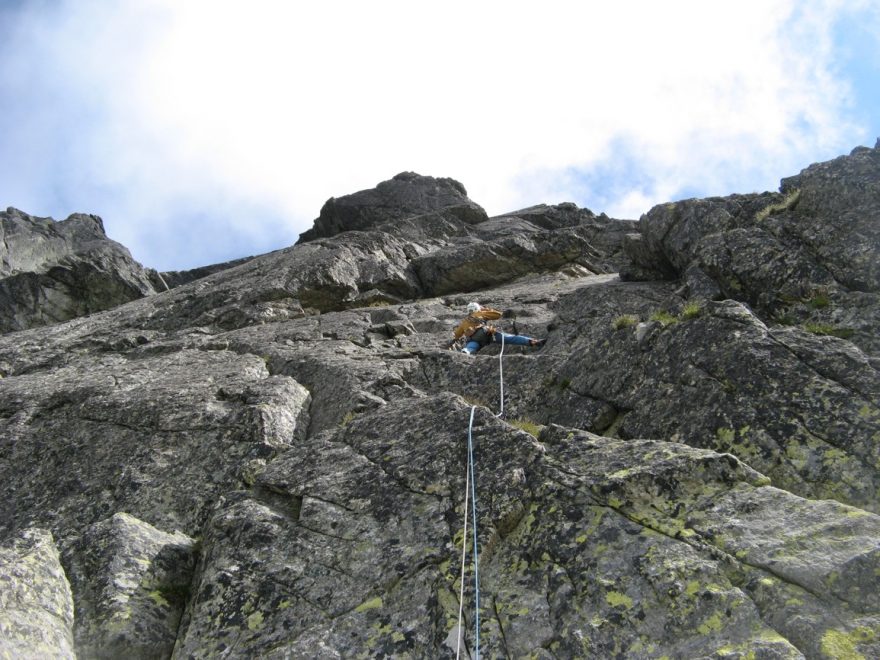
[0,0,874,268]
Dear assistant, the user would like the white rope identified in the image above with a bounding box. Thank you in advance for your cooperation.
[154,269,170,292]
[455,328,508,656]
[495,332,505,418]
[454,406,475,660]
[468,405,482,658]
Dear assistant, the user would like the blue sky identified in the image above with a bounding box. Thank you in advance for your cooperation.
[1,1,878,272]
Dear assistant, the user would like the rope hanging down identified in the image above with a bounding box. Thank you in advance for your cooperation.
[496,332,505,418]
[456,330,509,658]
[455,406,473,659]
[468,405,482,658]
[456,405,482,659]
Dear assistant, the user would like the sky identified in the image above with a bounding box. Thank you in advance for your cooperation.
[1,1,878,272]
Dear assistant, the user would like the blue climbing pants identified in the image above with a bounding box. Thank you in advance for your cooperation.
[462,332,533,355]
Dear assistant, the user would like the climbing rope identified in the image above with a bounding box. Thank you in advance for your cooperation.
[455,406,473,659]
[456,329,509,657]
[468,405,481,659]
[455,405,482,659]
[496,332,505,418]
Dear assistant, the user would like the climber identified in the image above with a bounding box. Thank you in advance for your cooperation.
[450,302,546,355]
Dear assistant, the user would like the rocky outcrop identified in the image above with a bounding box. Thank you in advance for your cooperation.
[780,144,880,292]
[0,204,623,339]
[409,277,880,512]
[0,208,157,334]
[296,172,488,243]
[0,528,75,659]
[622,141,880,357]
[1,145,879,658]
[1,177,629,337]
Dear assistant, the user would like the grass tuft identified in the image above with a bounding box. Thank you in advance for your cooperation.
[612,314,640,330]
[509,418,542,437]
[650,311,678,327]
[755,188,801,221]
[803,323,854,339]
[680,302,703,320]
[462,395,488,408]
[808,289,831,309]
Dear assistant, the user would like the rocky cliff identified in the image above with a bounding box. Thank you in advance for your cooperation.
[1,144,878,659]
[0,208,160,333]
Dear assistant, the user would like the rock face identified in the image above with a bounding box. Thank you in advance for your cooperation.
[1,146,879,658]
[622,143,880,356]
[1,349,311,544]
[0,208,158,334]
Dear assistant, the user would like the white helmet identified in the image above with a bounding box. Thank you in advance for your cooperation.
[467,302,482,313]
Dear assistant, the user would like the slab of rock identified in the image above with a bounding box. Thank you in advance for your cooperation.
[153,254,256,290]
[533,426,880,659]
[412,227,600,296]
[780,142,880,292]
[0,349,311,548]
[548,282,879,510]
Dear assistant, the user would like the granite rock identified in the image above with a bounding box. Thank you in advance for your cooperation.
[1,146,878,658]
